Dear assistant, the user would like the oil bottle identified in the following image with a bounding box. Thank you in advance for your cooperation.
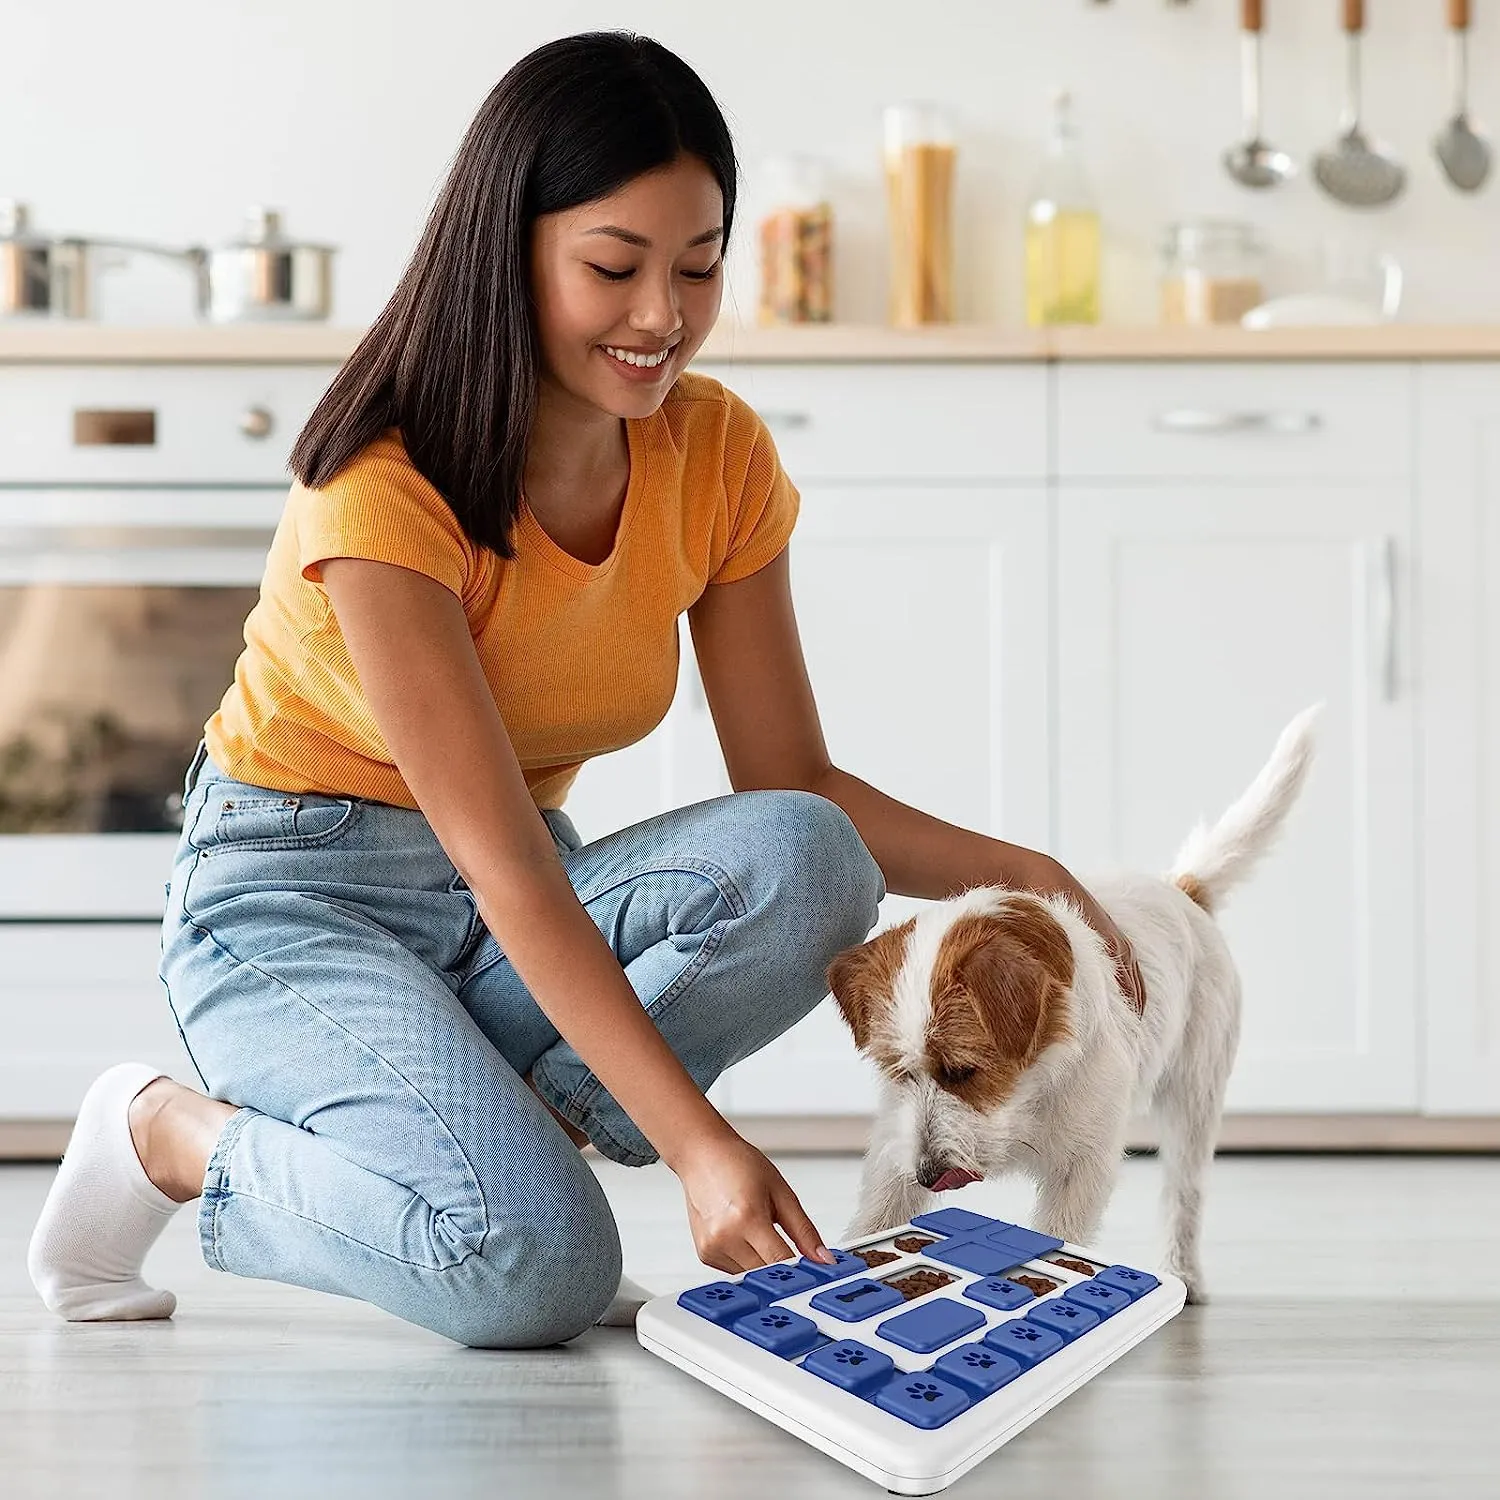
[1024,90,1101,326]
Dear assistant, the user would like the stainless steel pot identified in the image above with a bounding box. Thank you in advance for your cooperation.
[0,201,96,317]
[186,207,336,323]
[1,203,336,322]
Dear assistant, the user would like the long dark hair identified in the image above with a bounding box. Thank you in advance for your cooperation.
[289,31,738,560]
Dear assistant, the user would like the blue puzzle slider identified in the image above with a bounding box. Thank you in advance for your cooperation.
[962,1276,1036,1312]
[730,1306,823,1358]
[981,1318,1066,1367]
[743,1262,824,1301]
[794,1247,868,1284]
[1096,1264,1160,1298]
[1026,1298,1099,1341]
[876,1297,987,1355]
[676,1280,762,1325]
[872,1371,973,1430]
[931,1341,1025,1400]
[1061,1279,1133,1319]
[810,1276,906,1322]
[800,1338,896,1398]
[909,1207,1007,1236]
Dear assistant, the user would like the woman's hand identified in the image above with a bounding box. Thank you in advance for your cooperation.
[670,1128,837,1275]
[1024,856,1147,1016]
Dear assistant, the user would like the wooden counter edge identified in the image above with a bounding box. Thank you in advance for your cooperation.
[9,322,1500,364]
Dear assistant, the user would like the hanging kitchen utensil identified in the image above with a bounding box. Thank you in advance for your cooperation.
[1434,0,1492,191]
[1312,0,1407,206]
[1224,0,1294,188]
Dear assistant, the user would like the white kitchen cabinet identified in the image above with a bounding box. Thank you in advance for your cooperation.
[1415,365,1500,1113]
[1054,484,1418,1111]
[0,925,196,1117]
[717,484,1052,1115]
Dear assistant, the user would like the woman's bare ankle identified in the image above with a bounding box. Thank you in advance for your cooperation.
[127,1078,235,1204]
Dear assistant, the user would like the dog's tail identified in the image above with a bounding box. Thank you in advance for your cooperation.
[1168,704,1321,914]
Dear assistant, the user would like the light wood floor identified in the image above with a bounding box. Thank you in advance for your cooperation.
[4,1152,1498,1499]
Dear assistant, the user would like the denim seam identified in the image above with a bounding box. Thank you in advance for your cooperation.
[577,857,750,919]
[182,913,490,1258]
[532,910,732,1151]
[461,859,747,987]
[201,1103,254,1271]
[213,1182,484,1272]
[527,1064,654,1168]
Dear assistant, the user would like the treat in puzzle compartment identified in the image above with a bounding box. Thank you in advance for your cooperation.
[639,1210,1184,1495]
[1047,1254,1103,1276]
[1009,1272,1059,1297]
[882,1267,956,1302]
[892,1234,937,1254]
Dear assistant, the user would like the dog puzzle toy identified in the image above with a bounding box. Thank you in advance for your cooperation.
[636,1207,1186,1495]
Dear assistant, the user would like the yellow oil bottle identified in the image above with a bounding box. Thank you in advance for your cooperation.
[1025,91,1101,326]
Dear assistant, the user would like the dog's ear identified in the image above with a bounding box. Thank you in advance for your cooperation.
[827,920,914,1052]
[937,902,1075,1074]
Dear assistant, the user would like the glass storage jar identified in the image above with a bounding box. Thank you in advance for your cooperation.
[882,103,956,325]
[1160,219,1265,326]
[756,157,834,325]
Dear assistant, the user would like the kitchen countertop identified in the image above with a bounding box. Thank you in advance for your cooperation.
[7,321,1500,363]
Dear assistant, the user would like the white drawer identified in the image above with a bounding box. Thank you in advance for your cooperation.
[691,361,1047,480]
[0,923,197,1117]
[0,364,340,483]
[1057,362,1412,481]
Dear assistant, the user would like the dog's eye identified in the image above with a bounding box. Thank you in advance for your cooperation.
[937,1064,978,1089]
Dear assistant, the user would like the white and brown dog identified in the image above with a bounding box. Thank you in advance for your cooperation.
[828,707,1319,1302]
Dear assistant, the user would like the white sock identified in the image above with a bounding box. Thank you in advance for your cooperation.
[594,1272,656,1328]
[27,1062,185,1321]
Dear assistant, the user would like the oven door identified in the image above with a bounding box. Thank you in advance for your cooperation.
[0,487,282,918]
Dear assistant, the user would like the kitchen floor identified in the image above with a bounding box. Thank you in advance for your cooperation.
[2,1151,1497,1499]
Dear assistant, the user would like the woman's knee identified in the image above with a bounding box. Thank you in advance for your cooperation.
[737,789,884,946]
[433,1180,623,1350]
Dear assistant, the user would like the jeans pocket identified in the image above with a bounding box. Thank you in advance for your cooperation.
[187,785,362,855]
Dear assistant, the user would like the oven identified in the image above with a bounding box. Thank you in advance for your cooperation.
[0,359,339,1123]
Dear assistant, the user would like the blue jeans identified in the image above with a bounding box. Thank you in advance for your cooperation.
[158,741,884,1349]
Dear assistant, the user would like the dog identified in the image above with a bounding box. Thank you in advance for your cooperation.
[827,706,1320,1303]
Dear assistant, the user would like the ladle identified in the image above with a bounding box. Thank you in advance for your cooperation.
[1312,0,1407,207]
[1434,0,1492,191]
[1223,0,1294,188]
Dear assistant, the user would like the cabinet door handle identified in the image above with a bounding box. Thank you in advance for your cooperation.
[1151,408,1323,435]
[1372,534,1399,701]
[759,409,812,432]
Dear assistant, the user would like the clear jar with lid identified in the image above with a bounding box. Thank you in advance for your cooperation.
[756,157,834,325]
[1160,219,1265,326]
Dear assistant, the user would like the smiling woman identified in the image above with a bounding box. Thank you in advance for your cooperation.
[28,30,889,1354]
[28,29,1138,1357]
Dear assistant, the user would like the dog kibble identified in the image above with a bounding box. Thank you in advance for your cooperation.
[883,1269,956,1302]
[1010,1273,1059,1296]
[1050,1256,1100,1276]
[856,1249,900,1268]
[893,1235,937,1254]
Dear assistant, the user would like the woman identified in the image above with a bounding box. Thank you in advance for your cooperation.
[28,31,1142,1348]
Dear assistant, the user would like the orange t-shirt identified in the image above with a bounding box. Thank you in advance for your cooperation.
[204,371,799,809]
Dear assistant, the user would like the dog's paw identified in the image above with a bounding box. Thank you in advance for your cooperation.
[1168,1263,1208,1304]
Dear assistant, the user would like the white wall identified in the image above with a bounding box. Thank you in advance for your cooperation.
[6,0,1498,326]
